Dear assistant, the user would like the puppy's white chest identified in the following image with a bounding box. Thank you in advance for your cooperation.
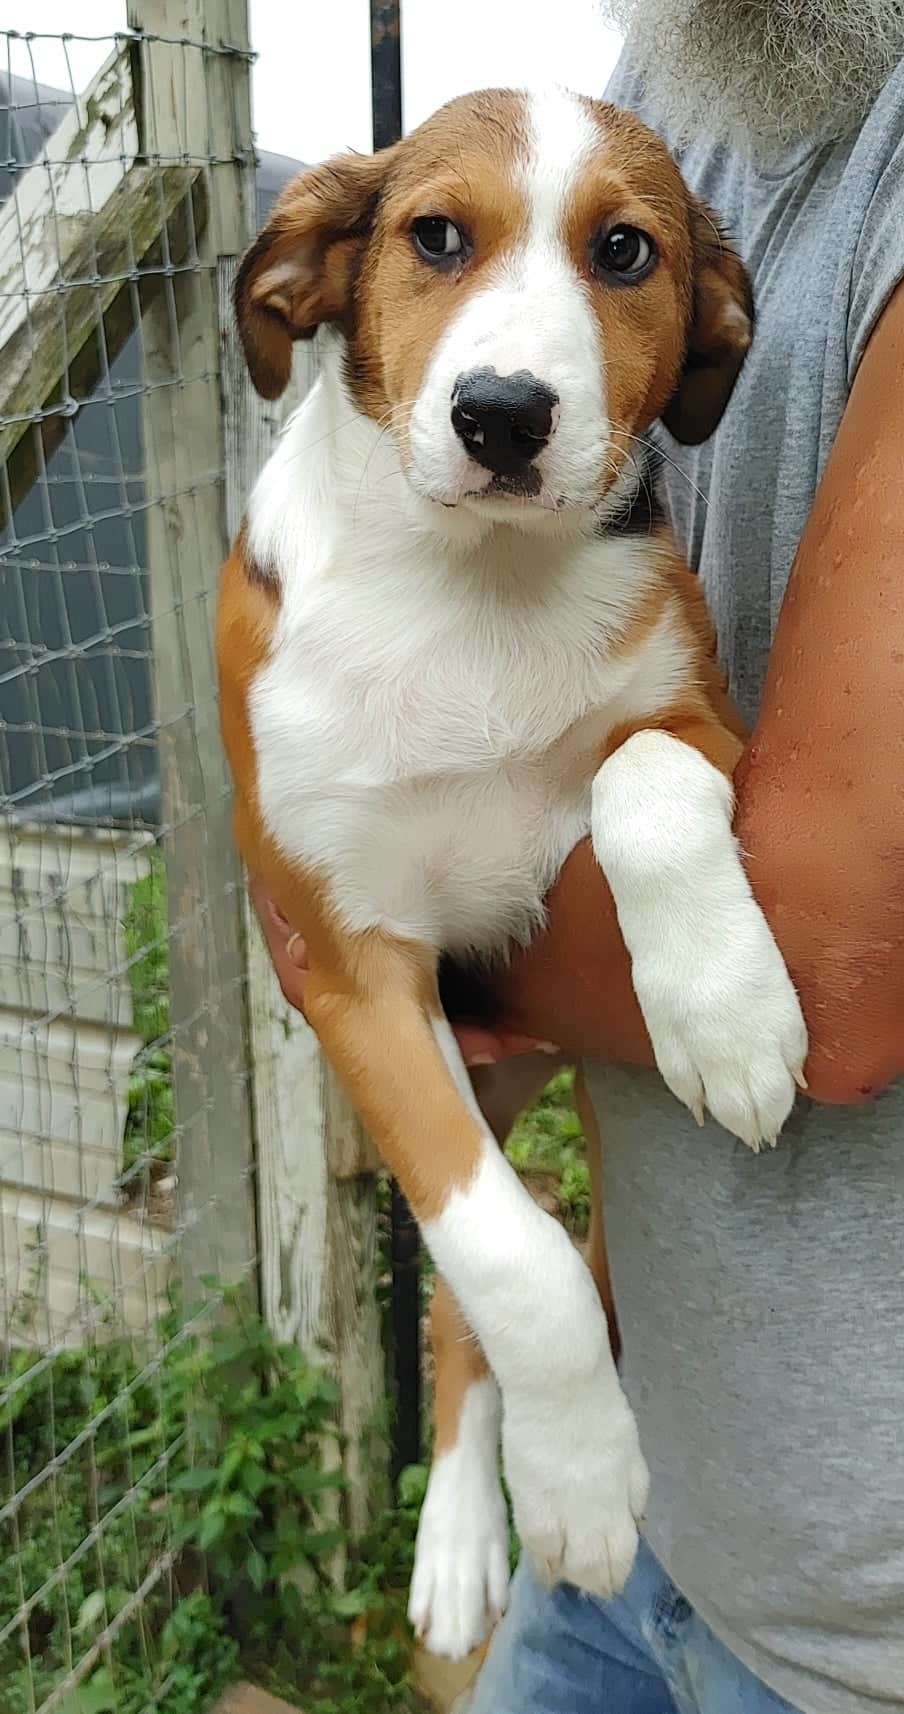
[244,381,682,954]
[251,603,611,953]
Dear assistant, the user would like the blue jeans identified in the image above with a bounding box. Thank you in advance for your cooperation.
[469,1540,799,1714]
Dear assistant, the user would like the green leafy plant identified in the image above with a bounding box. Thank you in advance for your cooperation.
[122,852,174,1177]
[56,1595,240,1714]
[0,1291,428,1714]
[163,1286,426,1712]
[506,1067,590,1235]
[167,1291,346,1595]
[0,1334,208,1714]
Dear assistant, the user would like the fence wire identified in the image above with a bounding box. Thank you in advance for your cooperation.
[0,23,261,1711]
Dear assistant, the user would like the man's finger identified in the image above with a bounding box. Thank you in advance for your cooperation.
[454,1025,558,1066]
[285,930,308,968]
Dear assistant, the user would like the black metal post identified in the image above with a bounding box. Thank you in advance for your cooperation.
[370,0,421,1483]
[370,0,403,152]
[389,1177,422,1481]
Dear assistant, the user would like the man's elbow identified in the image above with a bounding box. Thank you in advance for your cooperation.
[736,808,901,1108]
[771,904,901,1108]
[803,1026,899,1108]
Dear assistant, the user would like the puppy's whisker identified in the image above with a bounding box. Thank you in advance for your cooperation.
[613,427,710,512]
[351,401,417,522]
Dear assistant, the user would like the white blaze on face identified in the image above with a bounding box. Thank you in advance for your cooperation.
[407,88,611,521]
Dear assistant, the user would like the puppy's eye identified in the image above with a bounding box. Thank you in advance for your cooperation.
[412,216,465,263]
[592,225,656,282]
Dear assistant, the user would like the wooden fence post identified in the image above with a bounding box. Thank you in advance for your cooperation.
[218,261,387,1540]
[130,0,258,1307]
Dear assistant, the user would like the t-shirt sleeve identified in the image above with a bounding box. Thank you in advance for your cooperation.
[847,82,904,383]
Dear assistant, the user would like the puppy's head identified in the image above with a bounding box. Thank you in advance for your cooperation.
[236,88,751,531]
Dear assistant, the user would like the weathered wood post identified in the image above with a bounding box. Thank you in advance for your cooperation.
[130,0,258,1307]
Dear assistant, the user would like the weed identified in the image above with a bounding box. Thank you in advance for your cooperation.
[0,1288,429,1714]
[506,1067,590,1236]
[121,852,173,1178]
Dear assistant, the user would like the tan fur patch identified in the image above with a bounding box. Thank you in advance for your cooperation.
[429,1275,491,1456]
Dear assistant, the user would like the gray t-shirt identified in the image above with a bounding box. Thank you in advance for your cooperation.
[587,53,904,1714]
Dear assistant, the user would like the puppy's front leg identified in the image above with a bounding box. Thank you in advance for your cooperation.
[411,1050,570,1659]
[592,721,808,1149]
[304,939,647,1602]
[409,1276,509,1660]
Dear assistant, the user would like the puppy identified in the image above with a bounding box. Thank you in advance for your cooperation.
[217,87,806,1661]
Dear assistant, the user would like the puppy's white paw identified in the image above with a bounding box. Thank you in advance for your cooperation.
[591,728,807,1151]
[408,1465,509,1661]
[503,1371,648,1600]
[636,901,807,1150]
[409,1382,510,1660]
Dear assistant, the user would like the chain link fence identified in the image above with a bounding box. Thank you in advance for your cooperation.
[0,12,305,1707]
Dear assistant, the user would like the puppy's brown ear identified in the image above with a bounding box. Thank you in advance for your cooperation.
[661,199,753,446]
[234,148,398,399]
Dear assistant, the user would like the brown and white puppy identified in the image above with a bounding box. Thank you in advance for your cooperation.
[217,88,807,1661]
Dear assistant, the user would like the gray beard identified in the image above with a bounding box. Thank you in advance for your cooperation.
[604,0,904,160]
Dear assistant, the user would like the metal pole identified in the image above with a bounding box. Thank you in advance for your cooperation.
[370,0,403,151]
[390,1178,422,1481]
[369,0,421,1482]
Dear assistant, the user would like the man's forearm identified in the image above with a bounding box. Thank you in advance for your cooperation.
[488,770,882,1106]
[734,741,902,1106]
[732,278,904,1105]
[485,839,655,1068]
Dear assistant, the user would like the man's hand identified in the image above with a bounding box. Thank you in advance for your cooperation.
[247,874,551,1068]
[248,875,311,1013]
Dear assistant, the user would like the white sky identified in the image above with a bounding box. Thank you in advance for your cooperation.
[9,1,623,162]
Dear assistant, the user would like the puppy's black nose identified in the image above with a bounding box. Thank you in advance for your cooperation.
[451,368,557,476]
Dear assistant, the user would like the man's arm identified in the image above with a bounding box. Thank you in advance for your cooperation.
[491,279,904,1105]
[734,276,904,1103]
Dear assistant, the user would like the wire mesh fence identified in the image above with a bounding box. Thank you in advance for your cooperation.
[0,13,265,1708]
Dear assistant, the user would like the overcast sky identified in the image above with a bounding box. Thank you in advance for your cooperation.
[9,1,623,162]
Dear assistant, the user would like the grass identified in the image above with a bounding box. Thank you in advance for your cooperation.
[0,1333,230,1714]
[0,1300,432,1714]
[506,1067,590,1237]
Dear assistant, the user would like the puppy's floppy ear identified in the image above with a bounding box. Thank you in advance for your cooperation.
[234,147,398,399]
[661,199,753,446]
